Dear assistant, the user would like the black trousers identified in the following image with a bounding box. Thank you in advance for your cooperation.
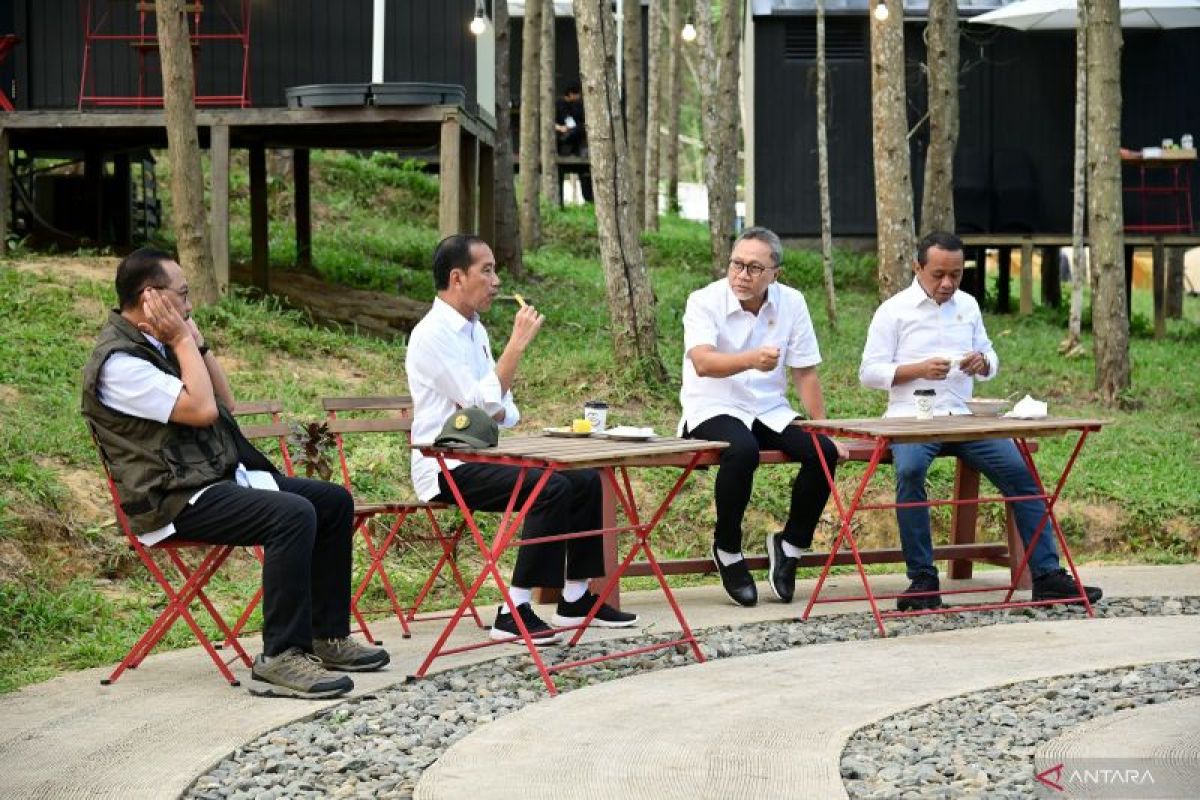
[435,463,605,589]
[686,415,839,553]
[171,476,354,657]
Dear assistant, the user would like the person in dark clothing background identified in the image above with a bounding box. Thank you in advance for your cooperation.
[554,79,593,203]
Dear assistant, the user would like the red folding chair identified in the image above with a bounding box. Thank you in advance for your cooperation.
[322,396,482,644]
[91,427,253,686]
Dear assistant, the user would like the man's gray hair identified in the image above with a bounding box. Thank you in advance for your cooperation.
[735,226,784,268]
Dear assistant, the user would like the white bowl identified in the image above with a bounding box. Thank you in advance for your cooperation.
[965,398,1011,417]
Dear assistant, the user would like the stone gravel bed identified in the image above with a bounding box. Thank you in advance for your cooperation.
[841,658,1200,799]
[186,596,1198,800]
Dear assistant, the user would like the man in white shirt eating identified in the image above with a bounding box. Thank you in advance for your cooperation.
[680,227,846,607]
[859,231,1102,611]
[406,234,636,644]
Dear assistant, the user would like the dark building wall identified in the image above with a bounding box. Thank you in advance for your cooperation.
[12,0,477,110]
[754,16,1200,237]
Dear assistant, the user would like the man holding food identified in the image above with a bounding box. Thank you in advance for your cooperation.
[859,230,1102,611]
[679,226,846,607]
[406,234,636,644]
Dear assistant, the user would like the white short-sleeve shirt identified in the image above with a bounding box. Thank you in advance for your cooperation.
[679,280,822,435]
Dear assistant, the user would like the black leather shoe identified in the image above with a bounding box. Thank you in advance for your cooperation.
[766,531,800,603]
[1032,569,1103,605]
[896,573,944,612]
[712,543,757,607]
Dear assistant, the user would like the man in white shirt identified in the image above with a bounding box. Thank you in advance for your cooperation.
[859,231,1102,611]
[406,234,636,644]
[82,249,387,700]
[680,227,846,607]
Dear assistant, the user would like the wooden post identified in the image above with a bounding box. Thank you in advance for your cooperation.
[112,153,132,247]
[439,115,463,238]
[294,148,312,270]
[209,125,230,294]
[83,148,104,242]
[1152,237,1166,339]
[249,142,269,292]
[459,131,479,233]
[478,142,496,245]
[1123,244,1135,319]
[997,246,1012,313]
[1019,238,1034,315]
[948,461,980,581]
[1040,246,1061,308]
[0,129,9,256]
[1166,246,1185,319]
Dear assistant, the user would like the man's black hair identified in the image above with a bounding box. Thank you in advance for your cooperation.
[564,79,582,96]
[115,247,174,310]
[432,234,486,290]
[916,231,964,266]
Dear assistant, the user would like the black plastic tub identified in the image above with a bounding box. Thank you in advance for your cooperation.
[369,82,466,107]
[286,84,371,109]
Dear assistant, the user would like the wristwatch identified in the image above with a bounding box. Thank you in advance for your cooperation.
[198,344,210,356]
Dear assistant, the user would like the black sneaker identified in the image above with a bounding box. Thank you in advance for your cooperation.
[552,591,639,628]
[1032,569,1103,605]
[766,531,802,603]
[896,573,945,612]
[712,543,757,607]
[489,603,562,645]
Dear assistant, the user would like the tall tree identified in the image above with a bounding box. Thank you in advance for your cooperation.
[519,0,543,249]
[155,0,217,303]
[623,0,647,229]
[1084,0,1129,402]
[664,0,684,213]
[1063,3,1089,356]
[539,0,560,207]
[493,0,524,276]
[869,0,916,298]
[920,0,958,235]
[643,0,665,230]
[815,0,837,327]
[698,0,744,278]
[572,0,667,381]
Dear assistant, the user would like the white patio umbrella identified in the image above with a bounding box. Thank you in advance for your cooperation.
[971,0,1200,31]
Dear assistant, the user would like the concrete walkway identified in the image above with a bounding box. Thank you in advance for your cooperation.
[0,564,1196,799]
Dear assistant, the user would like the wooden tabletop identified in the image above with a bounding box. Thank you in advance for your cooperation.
[794,416,1107,444]
[416,434,727,469]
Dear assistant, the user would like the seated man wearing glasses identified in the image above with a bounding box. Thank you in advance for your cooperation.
[82,248,388,699]
[679,227,846,607]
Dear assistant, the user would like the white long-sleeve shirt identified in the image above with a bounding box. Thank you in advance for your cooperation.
[859,278,998,417]
[406,298,519,501]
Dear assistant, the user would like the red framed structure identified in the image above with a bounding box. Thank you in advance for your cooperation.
[413,435,726,696]
[78,0,251,110]
[0,35,19,111]
[796,416,1106,636]
[1123,155,1195,234]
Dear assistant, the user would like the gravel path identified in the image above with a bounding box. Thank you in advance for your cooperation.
[186,597,1198,800]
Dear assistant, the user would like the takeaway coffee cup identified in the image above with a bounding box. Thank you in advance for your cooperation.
[584,400,608,431]
[914,389,936,420]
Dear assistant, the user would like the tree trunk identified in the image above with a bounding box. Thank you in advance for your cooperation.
[699,0,744,279]
[643,0,664,230]
[539,0,560,207]
[1084,0,1129,404]
[519,0,542,249]
[623,0,646,230]
[815,0,837,328]
[1065,8,1088,354]
[920,0,958,235]
[493,0,524,276]
[664,0,683,214]
[572,0,667,382]
[869,0,916,299]
[155,0,217,304]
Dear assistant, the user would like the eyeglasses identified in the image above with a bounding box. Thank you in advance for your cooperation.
[728,259,775,278]
[146,284,190,302]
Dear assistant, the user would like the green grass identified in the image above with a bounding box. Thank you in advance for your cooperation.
[0,151,1197,692]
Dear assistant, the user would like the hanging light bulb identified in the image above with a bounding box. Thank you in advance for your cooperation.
[681,17,697,42]
[469,1,488,35]
[873,0,890,22]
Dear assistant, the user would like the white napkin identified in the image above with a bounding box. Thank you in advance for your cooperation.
[1004,394,1048,419]
[603,426,656,437]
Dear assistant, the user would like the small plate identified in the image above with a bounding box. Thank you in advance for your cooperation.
[543,426,593,438]
[594,427,657,442]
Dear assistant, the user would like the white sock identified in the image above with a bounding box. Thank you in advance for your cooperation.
[782,540,809,558]
[716,547,744,566]
[562,580,589,603]
[501,586,533,615]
